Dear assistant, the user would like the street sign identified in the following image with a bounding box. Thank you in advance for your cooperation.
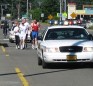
[48,14,53,20]
[1,17,5,20]
[70,12,77,18]
[6,14,11,17]
[62,12,67,18]
[57,13,62,17]
[41,13,44,17]
[22,14,27,19]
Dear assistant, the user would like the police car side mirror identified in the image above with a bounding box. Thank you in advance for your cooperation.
[88,34,93,40]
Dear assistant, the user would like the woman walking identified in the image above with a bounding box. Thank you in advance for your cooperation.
[13,21,20,49]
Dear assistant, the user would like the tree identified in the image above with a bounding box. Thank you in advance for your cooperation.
[40,0,59,20]
[0,0,93,20]
[29,8,42,21]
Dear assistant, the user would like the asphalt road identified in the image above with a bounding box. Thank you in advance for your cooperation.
[0,25,93,86]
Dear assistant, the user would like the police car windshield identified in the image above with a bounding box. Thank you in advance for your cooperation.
[45,28,89,40]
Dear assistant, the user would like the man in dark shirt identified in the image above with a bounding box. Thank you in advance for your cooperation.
[3,20,9,38]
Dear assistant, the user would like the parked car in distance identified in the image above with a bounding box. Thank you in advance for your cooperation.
[86,20,93,28]
[9,26,31,43]
[9,27,15,43]
[37,25,93,68]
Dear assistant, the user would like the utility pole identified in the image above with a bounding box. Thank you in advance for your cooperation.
[1,5,3,17]
[11,0,13,18]
[64,0,67,12]
[29,3,31,10]
[60,0,63,21]
[60,0,62,21]
[18,3,20,20]
[0,4,9,20]
[27,0,28,18]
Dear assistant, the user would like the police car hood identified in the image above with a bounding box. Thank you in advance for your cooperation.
[42,40,93,47]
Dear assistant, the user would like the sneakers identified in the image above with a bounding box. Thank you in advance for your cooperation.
[32,44,35,49]
[20,45,23,50]
[18,46,20,49]
[16,45,20,49]
[16,46,18,49]
[35,45,38,49]
[31,44,38,49]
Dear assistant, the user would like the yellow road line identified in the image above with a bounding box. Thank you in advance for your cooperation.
[1,46,6,52]
[15,68,29,86]
[0,46,9,56]
[6,54,9,56]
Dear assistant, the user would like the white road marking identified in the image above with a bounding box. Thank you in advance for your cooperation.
[0,39,9,40]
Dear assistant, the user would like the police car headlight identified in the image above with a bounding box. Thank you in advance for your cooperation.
[43,47,59,53]
[83,47,93,52]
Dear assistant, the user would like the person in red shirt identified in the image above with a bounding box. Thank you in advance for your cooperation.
[30,20,40,49]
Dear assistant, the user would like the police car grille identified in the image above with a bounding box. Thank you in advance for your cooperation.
[59,46,82,52]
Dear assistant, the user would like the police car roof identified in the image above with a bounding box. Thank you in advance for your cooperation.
[48,25,84,29]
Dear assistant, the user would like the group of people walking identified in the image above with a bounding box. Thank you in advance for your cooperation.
[13,18,40,49]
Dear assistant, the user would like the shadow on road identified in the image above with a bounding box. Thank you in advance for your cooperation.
[24,63,93,77]
[0,72,17,76]
[0,43,9,47]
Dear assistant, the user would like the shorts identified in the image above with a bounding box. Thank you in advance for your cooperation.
[31,31,38,40]
[19,34,26,40]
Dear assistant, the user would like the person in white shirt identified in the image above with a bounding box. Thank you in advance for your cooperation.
[19,19,28,49]
[13,21,20,49]
[24,18,30,48]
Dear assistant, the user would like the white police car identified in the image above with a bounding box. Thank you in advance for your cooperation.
[37,25,93,68]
